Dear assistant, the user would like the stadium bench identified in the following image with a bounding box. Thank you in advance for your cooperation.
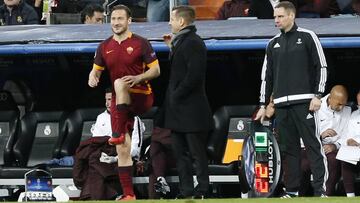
[0,90,20,167]
[0,111,68,179]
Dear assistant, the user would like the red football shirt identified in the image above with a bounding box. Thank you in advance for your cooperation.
[93,32,159,94]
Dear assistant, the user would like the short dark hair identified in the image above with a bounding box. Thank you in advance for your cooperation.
[172,5,195,24]
[110,4,132,19]
[275,1,296,15]
[80,4,104,23]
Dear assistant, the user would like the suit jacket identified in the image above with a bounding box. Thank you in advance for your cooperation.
[164,25,213,132]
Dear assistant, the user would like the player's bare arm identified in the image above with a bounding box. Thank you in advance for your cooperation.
[88,68,102,87]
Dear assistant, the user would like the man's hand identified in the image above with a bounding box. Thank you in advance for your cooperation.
[135,160,145,175]
[347,138,360,147]
[163,34,172,48]
[88,72,99,87]
[323,144,336,154]
[309,97,321,111]
[254,108,266,124]
[121,75,142,87]
[265,103,275,118]
[320,129,337,139]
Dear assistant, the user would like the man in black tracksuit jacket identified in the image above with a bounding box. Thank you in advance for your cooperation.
[255,1,328,197]
[0,0,38,26]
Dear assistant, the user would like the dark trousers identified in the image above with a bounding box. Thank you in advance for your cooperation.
[300,149,312,196]
[276,103,327,195]
[300,149,339,196]
[171,131,209,197]
[341,161,360,194]
[148,127,175,199]
[325,151,340,195]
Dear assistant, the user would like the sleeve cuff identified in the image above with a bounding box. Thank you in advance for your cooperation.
[93,64,105,71]
[147,59,159,69]
[334,142,341,150]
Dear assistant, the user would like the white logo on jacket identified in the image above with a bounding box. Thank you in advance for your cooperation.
[296,38,302,44]
[274,43,280,48]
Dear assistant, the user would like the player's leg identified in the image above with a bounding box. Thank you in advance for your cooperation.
[116,133,136,200]
[115,92,153,200]
[325,152,340,196]
[277,106,301,197]
[109,79,132,145]
[295,104,327,196]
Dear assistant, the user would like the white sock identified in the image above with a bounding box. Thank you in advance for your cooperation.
[346,193,355,197]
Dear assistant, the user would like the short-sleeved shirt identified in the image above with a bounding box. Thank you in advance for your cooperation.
[93,32,158,94]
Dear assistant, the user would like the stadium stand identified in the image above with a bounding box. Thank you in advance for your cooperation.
[49,13,82,24]
[189,0,227,20]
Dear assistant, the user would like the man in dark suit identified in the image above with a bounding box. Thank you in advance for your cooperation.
[163,5,213,199]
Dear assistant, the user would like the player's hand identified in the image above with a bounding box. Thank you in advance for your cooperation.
[121,75,142,87]
[309,97,321,111]
[88,73,99,87]
[254,108,266,124]
[323,144,336,154]
[320,129,337,138]
[347,138,360,147]
[163,34,172,48]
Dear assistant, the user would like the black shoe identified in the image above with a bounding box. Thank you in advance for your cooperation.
[314,190,328,197]
[279,188,298,198]
[314,193,328,198]
[175,194,192,199]
[193,194,205,200]
[280,192,298,198]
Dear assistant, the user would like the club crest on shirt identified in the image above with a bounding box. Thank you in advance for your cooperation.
[126,47,133,55]
[151,52,156,58]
